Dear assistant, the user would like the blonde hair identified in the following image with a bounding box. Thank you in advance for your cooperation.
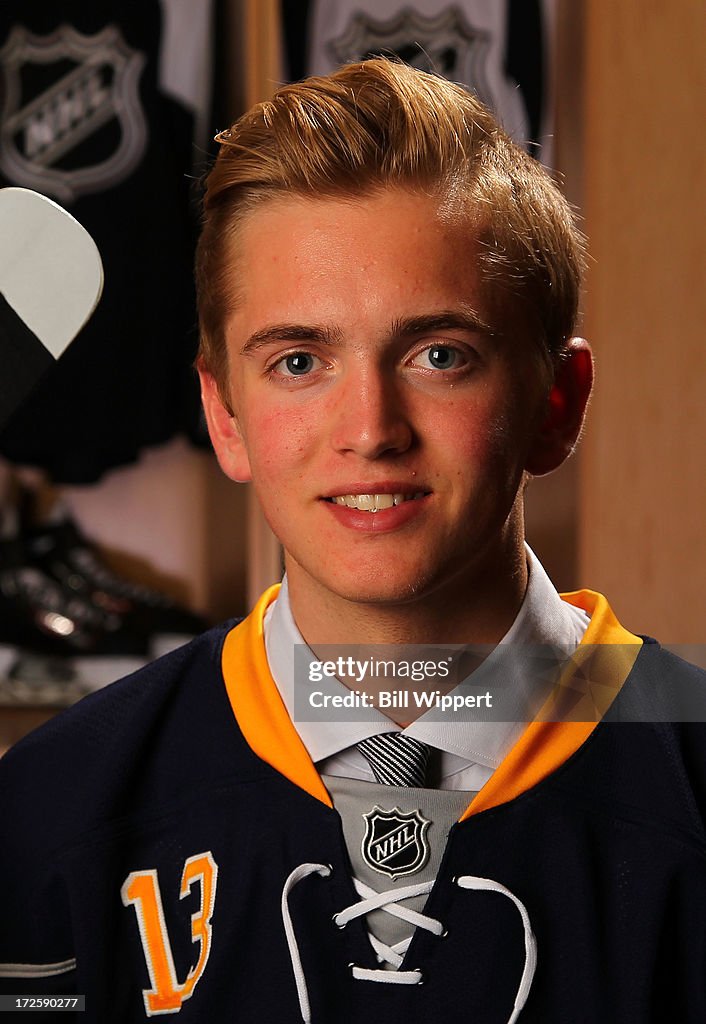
[196,58,584,388]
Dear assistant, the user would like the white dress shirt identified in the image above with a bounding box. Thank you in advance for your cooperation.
[263,546,589,790]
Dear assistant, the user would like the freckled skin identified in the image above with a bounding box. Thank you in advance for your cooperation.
[200,190,586,645]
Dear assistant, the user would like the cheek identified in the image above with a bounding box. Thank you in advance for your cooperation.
[426,395,518,473]
[243,405,313,478]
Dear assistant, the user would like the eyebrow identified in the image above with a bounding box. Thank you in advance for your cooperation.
[239,306,494,356]
[391,308,495,339]
[240,324,341,355]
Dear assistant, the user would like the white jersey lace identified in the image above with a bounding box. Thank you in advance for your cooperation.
[282,862,537,1024]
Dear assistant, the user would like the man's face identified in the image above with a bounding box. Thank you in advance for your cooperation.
[204,190,555,613]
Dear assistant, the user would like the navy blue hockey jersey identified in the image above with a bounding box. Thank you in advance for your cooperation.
[1,586,706,1021]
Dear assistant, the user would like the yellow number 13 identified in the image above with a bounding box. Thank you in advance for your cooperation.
[121,852,218,1015]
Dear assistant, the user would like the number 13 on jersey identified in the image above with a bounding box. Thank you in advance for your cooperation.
[121,852,218,1015]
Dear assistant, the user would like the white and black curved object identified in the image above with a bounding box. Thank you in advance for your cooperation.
[0,186,103,429]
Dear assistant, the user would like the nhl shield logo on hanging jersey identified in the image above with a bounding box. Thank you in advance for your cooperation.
[327,8,493,110]
[362,805,431,880]
[0,24,147,203]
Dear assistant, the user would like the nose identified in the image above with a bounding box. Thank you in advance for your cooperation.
[329,367,413,460]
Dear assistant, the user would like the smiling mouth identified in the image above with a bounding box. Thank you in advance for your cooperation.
[326,493,427,512]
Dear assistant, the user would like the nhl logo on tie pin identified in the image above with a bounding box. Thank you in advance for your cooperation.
[361,806,431,879]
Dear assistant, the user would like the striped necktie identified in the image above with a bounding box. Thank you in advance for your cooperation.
[357,732,431,787]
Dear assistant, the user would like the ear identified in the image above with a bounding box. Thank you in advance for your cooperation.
[197,363,253,483]
[525,337,594,477]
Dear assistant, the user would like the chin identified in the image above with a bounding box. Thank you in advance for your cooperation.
[318,565,445,608]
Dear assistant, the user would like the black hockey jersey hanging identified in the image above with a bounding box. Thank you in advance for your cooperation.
[0,1,213,482]
[285,0,553,165]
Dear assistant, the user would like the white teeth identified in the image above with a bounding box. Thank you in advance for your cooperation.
[331,492,424,512]
[373,494,395,510]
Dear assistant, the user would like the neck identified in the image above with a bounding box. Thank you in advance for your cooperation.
[286,543,529,647]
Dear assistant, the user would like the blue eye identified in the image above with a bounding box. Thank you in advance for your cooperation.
[278,352,316,376]
[427,346,456,369]
[411,345,463,371]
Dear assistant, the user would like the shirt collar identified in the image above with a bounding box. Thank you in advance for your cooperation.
[264,546,589,767]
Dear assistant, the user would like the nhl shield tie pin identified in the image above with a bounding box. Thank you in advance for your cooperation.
[357,732,432,878]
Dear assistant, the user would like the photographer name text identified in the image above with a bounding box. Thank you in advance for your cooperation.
[308,689,493,711]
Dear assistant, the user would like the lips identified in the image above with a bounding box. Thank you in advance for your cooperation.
[321,486,431,535]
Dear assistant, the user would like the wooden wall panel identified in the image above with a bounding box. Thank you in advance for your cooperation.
[580,0,706,642]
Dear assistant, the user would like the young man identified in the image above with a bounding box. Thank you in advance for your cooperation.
[1,59,705,1023]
